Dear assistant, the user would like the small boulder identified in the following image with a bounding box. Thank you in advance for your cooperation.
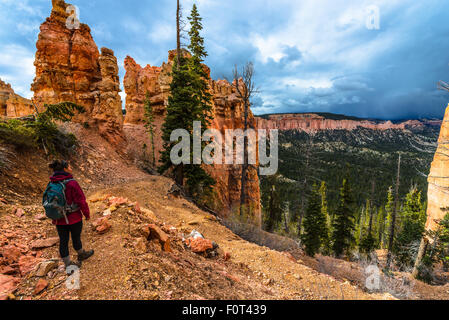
[33,279,48,295]
[14,208,25,218]
[0,275,20,300]
[0,266,16,275]
[35,260,58,277]
[107,196,128,207]
[186,238,214,254]
[19,255,42,276]
[146,224,171,252]
[1,245,22,264]
[30,237,59,250]
[93,217,111,234]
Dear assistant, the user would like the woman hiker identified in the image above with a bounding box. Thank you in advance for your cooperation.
[47,160,94,269]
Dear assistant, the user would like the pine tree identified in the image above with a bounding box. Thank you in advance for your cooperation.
[159,55,195,183]
[384,187,394,248]
[159,4,215,200]
[356,202,368,245]
[386,154,401,271]
[187,3,213,127]
[332,179,356,258]
[302,184,328,257]
[393,187,426,268]
[265,183,282,232]
[359,200,377,255]
[385,187,394,228]
[433,213,449,271]
[376,206,386,248]
[319,181,331,253]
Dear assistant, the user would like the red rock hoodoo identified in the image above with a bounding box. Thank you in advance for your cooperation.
[123,52,261,225]
[31,0,125,146]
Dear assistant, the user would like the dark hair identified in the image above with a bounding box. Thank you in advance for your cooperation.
[49,160,69,172]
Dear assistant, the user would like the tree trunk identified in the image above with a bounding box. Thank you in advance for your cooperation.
[267,185,276,232]
[283,210,289,234]
[298,197,305,237]
[412,238,428,278]
[175,165,184,187]
[386,154,401,271]
[176,0,181,66]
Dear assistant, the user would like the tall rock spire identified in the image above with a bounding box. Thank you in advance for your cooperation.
[31,0,125,146]
[425,104,449,232]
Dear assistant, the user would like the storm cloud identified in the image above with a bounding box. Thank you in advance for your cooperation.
[0,0,448,119]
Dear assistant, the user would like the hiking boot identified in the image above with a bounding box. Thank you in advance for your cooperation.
[78,249,94,262]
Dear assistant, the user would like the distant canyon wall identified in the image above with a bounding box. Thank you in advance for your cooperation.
[123,52,261,225]
[256,113,440,132]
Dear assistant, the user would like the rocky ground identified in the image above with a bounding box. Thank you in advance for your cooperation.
[0,176,386,301]
[1,132,448,301]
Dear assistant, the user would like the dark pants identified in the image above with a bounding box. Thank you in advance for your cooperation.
[56,221,83,258]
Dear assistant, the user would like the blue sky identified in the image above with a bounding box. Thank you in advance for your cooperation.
[1,0,449,119]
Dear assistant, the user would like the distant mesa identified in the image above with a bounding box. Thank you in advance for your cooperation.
[256,112,441,132]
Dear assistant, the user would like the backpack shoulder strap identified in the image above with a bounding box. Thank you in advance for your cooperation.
[62,179,75,185]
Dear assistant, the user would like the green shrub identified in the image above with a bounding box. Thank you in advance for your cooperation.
[0,102,85,156]
[0,119,38,148]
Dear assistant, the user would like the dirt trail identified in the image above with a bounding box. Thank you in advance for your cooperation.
[2,174,394,300]
[67,177,389,300]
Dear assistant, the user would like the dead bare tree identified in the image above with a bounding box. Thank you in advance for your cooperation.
[231,62,258,218]
[176,0,181,66]
[438,80,449,92]
[386,153,401,271]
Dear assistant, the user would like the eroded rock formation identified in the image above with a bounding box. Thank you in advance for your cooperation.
[0,79,34,118]
[31,0,124,146]
[123,52,261,225]
[256,113,437,132]
[425,104,449,233]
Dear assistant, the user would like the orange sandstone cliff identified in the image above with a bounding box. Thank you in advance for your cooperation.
[0,79,34,118]
[31,0,125,146]
[123,52,261,225]
[425,104,449,233]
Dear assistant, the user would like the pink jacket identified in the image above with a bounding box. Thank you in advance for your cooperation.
[49,172,90,225]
